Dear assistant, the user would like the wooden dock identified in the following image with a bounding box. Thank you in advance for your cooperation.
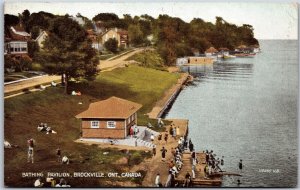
[175,152,222,187]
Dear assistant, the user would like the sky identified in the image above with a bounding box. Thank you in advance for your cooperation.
[4,1,298,40]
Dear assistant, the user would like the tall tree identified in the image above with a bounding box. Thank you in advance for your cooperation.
[4,14,19,26]
[36,16,99,93]
[19,9,30,32]
[128,24,144,46]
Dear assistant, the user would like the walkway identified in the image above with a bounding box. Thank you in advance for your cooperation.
[99,48,147,72]
[4,48,146,98]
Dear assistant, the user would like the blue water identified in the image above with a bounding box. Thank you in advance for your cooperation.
[165,40,298,187]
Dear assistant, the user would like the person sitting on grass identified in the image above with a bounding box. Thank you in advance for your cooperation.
[34,178,44,187]
[62,155,69,164]
[46,126,57,134]
[37,123,46,132]
[4,141,12,149]
[40,85,46,90]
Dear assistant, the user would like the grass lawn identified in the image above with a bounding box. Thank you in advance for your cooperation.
[4,65,179,187]
[125,49,167,71]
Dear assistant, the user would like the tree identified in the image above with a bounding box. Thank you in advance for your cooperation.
[30,26,40,39]
[19,10,30,32]
[27,40,40,58]
[128,24,144,46]
[104,38,118,53]
[27,11,55,32]
[36,16,99,93]
[93,13,119,21]
[4,14,19,26]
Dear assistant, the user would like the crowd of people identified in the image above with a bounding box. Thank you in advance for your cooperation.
[34,177,71,187]
[151,122,240,187]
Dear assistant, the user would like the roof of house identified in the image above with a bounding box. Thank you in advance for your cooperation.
[205,47,218,53]
[237,45,247,49]
[5,25,31,42]
[100,28,128,37]
[218,47,229,51]
[35,31,48,41]
[75,96,142,119]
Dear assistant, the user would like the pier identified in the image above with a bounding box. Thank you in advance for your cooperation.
[175,152,222,187]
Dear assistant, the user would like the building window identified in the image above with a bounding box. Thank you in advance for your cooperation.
[91,121,99,128]
[107,121,116,128]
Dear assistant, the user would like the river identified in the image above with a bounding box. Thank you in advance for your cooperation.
[164,40,298,187]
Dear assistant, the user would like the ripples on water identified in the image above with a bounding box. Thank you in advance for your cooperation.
[165,40,298,187]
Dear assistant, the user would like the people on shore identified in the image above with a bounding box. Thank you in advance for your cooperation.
[28,146,34,163]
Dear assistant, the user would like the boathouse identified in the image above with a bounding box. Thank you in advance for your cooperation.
[187,56,214,64]
[75,97,142,139]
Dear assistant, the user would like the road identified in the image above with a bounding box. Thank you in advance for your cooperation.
[4,48,145,95]
[99,48,146,71]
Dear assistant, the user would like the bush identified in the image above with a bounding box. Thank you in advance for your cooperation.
[30,62,43,71]
[104,38,118,53]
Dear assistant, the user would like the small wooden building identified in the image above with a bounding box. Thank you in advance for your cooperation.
[187,56,214,64]
[75,97,142,139]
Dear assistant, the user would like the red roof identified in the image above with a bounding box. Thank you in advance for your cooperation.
[5,25,30,42]
[76,97,142,119]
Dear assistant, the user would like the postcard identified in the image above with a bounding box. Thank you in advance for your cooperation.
[4,1,298,188]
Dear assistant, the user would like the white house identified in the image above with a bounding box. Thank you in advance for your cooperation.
[35,31,48,48]
[4,25,31,55]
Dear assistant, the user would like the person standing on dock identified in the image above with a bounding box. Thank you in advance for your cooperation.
[160,147,167,161]
[205,150,209,163]
[172,126,176,139]
[152,145,156,157]
[158,133,162,144]
[164,132,168,144]
[176,126,180,137]
[239,159,243,170]
[154,173,160,187]
[189,142,194,152]
[184,172,191,187]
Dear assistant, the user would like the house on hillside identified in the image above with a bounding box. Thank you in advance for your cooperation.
[4,25,31,55]
[86,29,102,51]
[75,97,142,139]
[35,30,48,48]
[205,47,218,57]
[100,28,129,48]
